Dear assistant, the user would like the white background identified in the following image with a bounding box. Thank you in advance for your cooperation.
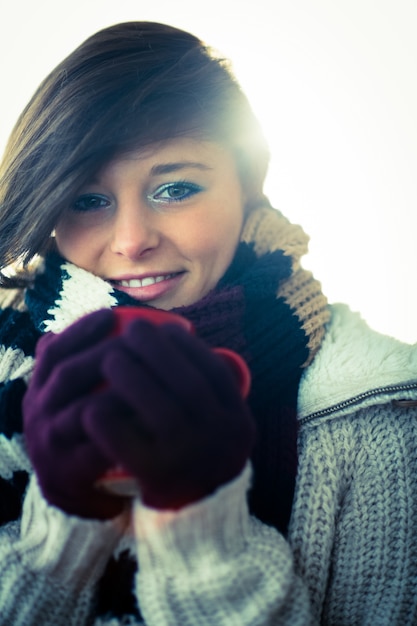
[1,0,416,342]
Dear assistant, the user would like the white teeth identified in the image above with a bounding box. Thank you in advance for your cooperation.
[121,279,141,287]
[119,274,173,288]
[141,277,157,287]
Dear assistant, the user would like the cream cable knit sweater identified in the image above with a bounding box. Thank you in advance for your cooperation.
[0,304,416,625]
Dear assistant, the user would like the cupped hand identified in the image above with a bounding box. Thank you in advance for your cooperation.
[23,308,128,519]
[83,320,256,509]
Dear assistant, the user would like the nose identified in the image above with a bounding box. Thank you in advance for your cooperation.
[109,202,160,259]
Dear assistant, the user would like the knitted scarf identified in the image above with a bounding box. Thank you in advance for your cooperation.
[0,205,329,620]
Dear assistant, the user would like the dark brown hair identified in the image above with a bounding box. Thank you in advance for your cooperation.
[0,21,270,285]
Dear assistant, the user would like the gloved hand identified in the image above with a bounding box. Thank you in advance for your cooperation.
[23,309,128,520]
[83,319,256,509]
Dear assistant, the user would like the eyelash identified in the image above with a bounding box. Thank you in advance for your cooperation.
[149,181,203,204]
[71,182,203,213]
[72,194,110,212]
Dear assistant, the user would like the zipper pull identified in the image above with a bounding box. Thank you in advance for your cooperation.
[392,399,417,408]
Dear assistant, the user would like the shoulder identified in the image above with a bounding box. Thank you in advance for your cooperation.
[298,303,417,423]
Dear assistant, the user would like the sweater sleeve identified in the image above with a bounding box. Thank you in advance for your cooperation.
[132,463,316,626]
[0,474,129,626]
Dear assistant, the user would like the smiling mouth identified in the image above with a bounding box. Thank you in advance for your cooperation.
[111,273,180,288]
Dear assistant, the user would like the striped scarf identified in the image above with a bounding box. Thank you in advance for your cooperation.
[0,205,329,620]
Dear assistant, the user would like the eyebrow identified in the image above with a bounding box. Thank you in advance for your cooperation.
[150,162,213,176]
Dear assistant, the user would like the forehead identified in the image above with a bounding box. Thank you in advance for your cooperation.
[93,138,238,183]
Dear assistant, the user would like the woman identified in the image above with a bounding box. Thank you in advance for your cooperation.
[0,21,416,626]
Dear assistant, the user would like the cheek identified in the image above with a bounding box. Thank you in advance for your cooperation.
[55,220,96,263]
[184,208,243,269]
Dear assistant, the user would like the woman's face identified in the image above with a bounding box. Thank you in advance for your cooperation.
[55,139,246,310]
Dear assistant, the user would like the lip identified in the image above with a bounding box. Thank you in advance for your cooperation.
[109,271,185,302]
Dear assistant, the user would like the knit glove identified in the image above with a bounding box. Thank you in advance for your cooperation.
[23,309,128,520]
[83,319,256,509]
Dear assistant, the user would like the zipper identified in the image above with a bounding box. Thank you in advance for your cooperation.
[299,381,417,426]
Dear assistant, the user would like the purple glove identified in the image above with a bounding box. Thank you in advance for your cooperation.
[23,309,127,519]
[83,320,256,510]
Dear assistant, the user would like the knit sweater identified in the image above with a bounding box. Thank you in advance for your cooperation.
[0,289,416,624]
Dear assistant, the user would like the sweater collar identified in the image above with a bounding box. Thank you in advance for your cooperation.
[298,303,417,424]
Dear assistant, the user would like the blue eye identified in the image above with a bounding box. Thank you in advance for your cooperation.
[72,194,110,212]
[150,182,203,204]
